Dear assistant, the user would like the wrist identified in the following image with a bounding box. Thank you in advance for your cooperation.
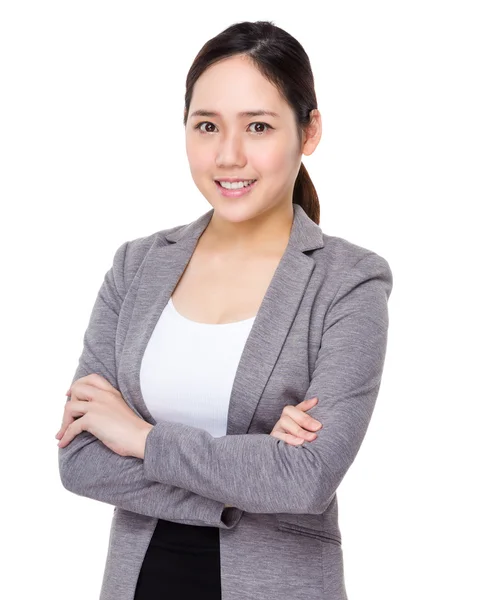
[132,422,154,460]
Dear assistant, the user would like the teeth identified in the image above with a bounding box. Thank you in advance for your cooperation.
[218,180,256,189]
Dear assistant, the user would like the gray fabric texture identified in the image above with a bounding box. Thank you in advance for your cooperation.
[58,203,393,599]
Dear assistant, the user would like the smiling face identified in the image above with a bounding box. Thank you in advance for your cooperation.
[185,54,316,224]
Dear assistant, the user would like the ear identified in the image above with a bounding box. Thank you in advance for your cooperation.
[302,109,322,156]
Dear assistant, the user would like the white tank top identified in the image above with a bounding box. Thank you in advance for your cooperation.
[140,296,257,438]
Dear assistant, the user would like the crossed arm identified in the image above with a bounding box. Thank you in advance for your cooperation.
[58,242,240,528]
[58,242,392,520]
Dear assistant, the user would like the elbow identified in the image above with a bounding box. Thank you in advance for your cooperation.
[307,460,342,515]
[58,455,72,491]
[309,486,338,515]
[57,432,96,494]
[58,451,79,494]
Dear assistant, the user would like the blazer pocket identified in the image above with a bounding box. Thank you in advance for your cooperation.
[276,519,342,546]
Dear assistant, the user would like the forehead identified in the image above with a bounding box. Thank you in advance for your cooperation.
[189,55,289,117]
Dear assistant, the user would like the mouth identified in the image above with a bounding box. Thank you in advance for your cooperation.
[215,178,257,187]
[214,179,258,198]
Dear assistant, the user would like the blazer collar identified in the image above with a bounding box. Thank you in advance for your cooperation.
[164,203,324,253]
[120,203,325,436]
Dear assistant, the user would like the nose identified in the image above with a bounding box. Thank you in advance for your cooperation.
[215,130,247,169]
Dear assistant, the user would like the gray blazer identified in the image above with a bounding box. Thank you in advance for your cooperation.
[58,203,393,600]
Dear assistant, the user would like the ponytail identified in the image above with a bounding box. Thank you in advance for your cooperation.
[293,162,320,225]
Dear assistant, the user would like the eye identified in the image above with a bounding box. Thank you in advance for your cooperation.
[248,122,273,134]
[193,121,274,135]
[194,121,217,134]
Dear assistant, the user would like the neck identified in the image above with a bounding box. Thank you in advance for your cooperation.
[202,203,294,256]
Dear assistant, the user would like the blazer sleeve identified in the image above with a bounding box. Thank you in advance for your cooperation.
[57,241,235,528]
[142,252,393,515]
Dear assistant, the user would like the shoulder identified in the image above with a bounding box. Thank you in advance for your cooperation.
[311,232,393,311]
[126,222,184,263]
[110,221,188,292]
[316,231,392,281]
[306,232,394,333]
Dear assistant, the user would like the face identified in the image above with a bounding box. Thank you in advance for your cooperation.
[185,54,320,224]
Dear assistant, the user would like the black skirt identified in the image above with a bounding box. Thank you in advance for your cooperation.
[133,517,222,600]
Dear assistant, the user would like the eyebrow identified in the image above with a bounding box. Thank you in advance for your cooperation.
[189,109,280,119]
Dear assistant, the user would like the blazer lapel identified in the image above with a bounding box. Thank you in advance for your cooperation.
[118,204,325,436]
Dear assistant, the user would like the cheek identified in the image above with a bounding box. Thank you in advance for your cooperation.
[186,140,212,175]
[254,144,295,176]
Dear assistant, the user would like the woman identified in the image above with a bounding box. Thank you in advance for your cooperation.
[56,20,392,600]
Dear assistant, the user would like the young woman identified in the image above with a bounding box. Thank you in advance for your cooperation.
[57,20,392,600]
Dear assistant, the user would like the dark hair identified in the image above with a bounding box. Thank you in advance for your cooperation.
[183,20,320,225]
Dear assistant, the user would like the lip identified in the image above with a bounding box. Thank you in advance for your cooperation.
[214,177,257,182]
[214,179,258,198]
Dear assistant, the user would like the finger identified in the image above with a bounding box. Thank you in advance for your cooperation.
[282,404,323,431]
[55,427,68,439]
[270,431,306,446]
[56,414,75,439]
[57,384,112,440]
[278,415,319,440]
[55,397,76,439]
[55,417,81,440]
[58,417,86,448]
[296,396,318,409]
[67,382,104,403]
[71,374,116,393]
[56,398,90,440]
[64,399,90,418]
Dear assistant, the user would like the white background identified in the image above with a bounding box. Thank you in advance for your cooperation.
[1,1,481,598]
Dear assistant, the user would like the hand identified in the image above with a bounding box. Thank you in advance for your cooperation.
[55,373,154,459]
[270,397,323,446]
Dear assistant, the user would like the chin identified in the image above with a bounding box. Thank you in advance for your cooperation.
[215,202,280,225]
[212,203,257,221]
